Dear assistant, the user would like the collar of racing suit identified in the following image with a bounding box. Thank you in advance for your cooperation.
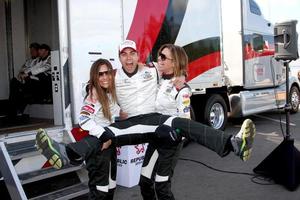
[122,65,138,77]
[162,73,174,80]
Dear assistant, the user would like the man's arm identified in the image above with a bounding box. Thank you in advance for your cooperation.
[27,56,51,76]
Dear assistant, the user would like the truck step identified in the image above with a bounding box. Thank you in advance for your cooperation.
[29,181,89,200]
[19,164,84,184]
[6,139,39,160]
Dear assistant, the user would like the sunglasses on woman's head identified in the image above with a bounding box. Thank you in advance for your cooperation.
[158,53,173,61]
[98,70,110,77]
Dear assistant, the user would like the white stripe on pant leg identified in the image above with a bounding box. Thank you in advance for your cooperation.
[163,116,176,127]
[140,150,159,179]
[109,179,116,189]
[109,161,116,189]
[155,174,169,182]
[109,124,158,136]
[96,185,109,193]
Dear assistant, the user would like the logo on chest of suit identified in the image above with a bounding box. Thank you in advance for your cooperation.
[163,83,175,97]
[142,71,153,81]
[165,85,173,94]
[124,79,131,84]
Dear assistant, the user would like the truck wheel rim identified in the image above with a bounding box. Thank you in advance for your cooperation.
[291,91,299,110]
[209,103,224,129]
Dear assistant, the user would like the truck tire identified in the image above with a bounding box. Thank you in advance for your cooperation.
[204,94,227,130]
[289,86,300,113]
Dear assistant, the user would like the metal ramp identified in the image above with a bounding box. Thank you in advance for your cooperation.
[0,131,89,200]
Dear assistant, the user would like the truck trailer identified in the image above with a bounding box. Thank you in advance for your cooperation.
[0,0,299,199]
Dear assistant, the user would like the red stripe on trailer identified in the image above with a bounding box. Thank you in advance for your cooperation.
[244,44,275,60]
[126,0,169,62]
[187,51,221,81]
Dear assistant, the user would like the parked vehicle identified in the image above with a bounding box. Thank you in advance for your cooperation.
[0,0,299,199]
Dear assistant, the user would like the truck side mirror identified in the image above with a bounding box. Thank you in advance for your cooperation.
[274,20,299,61]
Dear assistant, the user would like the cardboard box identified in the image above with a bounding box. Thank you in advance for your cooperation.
[116,143,147,187]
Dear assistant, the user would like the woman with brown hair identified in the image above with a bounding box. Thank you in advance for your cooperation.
[36,42,255,200]
[139,44,192,199]
[37,58,121,199]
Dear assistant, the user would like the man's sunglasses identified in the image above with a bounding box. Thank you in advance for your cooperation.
[158,53,173,61]
[98,70,111,77]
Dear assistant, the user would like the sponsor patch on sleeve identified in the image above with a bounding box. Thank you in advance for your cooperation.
[79,117,90,126]
[80,110,91,116]
[183,106,190,113]
[183,99,190,106]
[82,105,95,114]
[79,115,90,122]
[182,94,190,99]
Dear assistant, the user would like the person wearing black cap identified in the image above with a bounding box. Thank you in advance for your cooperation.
[17,42,40,82]
[35,40,256,200]
[8,43,52,119]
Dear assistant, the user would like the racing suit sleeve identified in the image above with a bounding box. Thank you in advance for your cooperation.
[26,56,51,75]
[78,95,106,138]
[176,87,192,119]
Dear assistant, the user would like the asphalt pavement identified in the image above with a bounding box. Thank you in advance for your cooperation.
[3,110,299,200]
[111,110,300,200]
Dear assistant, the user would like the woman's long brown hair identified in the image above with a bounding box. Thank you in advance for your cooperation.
[157,44,188,77]
[88,59,117,121]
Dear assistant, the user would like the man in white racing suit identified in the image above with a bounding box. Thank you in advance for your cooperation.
[36,40,256,200]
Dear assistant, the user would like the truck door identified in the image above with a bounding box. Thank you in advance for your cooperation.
[242,0,284,89]
[241,0,286,115]
[52,0,72,128]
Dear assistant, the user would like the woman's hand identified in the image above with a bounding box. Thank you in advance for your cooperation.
[119,110,128,120]
[172,76,186,90]
[101,139,112,151]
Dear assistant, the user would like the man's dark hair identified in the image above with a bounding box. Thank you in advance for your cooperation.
[40,44,51,51]
[29,42,40,49]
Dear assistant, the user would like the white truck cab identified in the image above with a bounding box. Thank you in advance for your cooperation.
[0,0,299,199]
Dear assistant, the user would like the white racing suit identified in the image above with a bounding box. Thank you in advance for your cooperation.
[67,92,120,200]
[67,66,233,200]
[67,66,164,200]
[139,76,192,200]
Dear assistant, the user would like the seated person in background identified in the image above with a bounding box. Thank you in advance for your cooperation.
[9,44,52,119]
[17,42,40,82]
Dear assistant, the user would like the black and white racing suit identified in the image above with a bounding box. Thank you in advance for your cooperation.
[68,66,233,200]
[139,75,192,200]
[66,92,120,200]
[67,66,166,200]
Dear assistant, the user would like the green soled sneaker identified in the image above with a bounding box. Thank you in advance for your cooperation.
[35,128,69,169]
[231,119,256,161]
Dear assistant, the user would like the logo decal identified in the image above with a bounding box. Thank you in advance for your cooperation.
[135,144,145,154]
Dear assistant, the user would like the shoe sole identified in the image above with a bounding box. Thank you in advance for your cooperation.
[36,129,63,169]
[240,119,256,161]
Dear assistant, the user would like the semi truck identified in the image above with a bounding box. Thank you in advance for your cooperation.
[0,0,299,199]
